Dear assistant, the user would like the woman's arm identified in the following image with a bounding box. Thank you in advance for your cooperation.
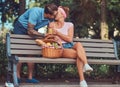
[55,26,74,42]
[48,22,74,42]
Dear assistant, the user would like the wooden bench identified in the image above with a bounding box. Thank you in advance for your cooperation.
[6,33,120,86]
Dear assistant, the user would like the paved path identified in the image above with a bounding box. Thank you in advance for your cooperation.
[1,82,120,87]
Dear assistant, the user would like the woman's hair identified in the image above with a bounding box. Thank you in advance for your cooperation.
[44,3,58,15]
[59,6,69,18]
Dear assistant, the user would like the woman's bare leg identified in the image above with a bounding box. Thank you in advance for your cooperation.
[73,42,93,72]
[62,49,88,86]
[77,58,88,87]
[73,42,88,64]
[76,58,84,81]
[62,49,85,80]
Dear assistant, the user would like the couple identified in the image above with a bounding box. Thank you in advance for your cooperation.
[13,3,93,87]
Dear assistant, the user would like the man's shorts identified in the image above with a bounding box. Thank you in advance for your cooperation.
[13,20,27,35]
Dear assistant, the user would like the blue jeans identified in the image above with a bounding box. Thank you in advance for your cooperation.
[62,42,74,48]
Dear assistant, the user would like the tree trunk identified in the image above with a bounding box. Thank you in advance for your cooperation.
[100,0,108,40]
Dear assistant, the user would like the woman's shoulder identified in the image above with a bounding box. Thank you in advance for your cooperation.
[65,22,74,27]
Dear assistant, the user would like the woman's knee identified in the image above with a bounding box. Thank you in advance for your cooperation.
[74,42,83,48]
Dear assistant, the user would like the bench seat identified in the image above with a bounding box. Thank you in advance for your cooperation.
[17,57,120,65]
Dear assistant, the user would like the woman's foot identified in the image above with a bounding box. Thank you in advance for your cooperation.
[83,64,93,72]
[80,80,88,87]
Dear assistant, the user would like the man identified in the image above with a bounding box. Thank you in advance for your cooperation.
[13,3,58,83]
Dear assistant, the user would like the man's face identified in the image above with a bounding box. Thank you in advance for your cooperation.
[46,11,58,19]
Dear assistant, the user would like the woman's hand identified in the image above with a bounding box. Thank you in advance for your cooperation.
[52,29,59,35]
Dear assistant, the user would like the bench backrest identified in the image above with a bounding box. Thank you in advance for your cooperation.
[6,33,118,60]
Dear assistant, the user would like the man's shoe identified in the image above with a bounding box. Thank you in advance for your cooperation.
[79,80,88,87]
[17,78,21,83]
[83,64,93,72]
[26,78,39,83]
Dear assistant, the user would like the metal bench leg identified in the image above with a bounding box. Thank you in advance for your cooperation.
[112,65,120,84]
[7,61,12,82]
[13,63,19,87]
[115,65,120,82]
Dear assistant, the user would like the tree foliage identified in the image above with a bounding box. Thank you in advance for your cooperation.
[1,0,120,39]
[0,0,19,23]
[107,0,120,30]
[70,0,100,38]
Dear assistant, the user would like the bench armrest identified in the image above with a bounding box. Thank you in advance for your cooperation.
[113,39,119,59]
[6,33,11,58]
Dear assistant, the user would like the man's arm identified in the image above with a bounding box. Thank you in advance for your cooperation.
[27,23,45,37]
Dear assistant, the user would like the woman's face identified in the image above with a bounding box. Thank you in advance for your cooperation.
[55,9,64,21]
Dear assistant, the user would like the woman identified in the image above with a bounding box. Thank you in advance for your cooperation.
[48,6,93,87]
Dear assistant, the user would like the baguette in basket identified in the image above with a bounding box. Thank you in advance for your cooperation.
[35,35,63,58]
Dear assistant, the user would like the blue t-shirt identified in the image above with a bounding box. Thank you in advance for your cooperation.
[18,7,50,30]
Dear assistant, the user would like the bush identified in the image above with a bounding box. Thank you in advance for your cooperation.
[0,28,10,82]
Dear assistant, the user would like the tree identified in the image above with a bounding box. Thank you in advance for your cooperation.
[70,0,99,38]
[0,0,20,29]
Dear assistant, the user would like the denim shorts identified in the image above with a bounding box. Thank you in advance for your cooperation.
[13,20,27,35]
[62,42,74,48]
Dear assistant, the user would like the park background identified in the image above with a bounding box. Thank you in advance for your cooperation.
[0,0,120,83]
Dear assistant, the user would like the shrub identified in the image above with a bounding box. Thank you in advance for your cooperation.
[0,28,10,82]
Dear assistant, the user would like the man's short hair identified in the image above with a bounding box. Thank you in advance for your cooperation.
[44,3,58,15]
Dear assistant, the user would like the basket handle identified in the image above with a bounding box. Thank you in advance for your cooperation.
[43,35,63,47]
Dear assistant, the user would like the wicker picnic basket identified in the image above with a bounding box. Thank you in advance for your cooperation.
[42,47,63,58]
[42,35,63,58]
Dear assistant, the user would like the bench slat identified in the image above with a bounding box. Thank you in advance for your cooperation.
[11,50,116,58]
[11,44,41,50]
[10,34,42,39]
[11,44,115,53]
[10,35,113,43]
[11,39,114,48]
[10,34,32,39]
[86,53,115,58]
[10,38,36,44]
[73,38,113,43]
[11,39,37,44]
[82,43,114,48]
[18,57,119,65]
[85,48,114,52]
[11,50,41,55]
